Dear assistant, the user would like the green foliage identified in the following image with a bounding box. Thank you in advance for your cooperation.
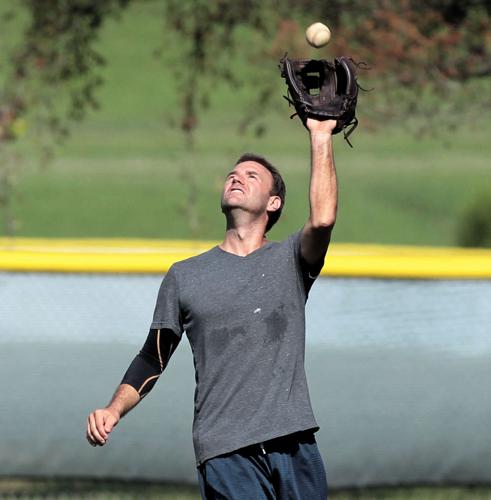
[161,0,279,139]
[0,0,130,233]
[10,0,131,143]
[457,194,491,248]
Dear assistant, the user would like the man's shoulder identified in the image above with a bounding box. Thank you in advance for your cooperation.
[272,230,302,251]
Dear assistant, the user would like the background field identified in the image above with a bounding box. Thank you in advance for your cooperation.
[5,1,490,246]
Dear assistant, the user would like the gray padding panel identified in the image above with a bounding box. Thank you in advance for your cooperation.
[1,272,490,487]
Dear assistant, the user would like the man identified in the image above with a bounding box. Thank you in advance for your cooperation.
[86,117,338,499]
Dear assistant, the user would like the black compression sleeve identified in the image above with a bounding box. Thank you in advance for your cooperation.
[121,328,180,398]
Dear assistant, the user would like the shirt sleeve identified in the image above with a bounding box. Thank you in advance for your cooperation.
[150,264,184,337]
[289,230,326,296]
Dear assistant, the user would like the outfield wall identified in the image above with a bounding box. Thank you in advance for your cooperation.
[1,240,490,487]
[1,237,491,278]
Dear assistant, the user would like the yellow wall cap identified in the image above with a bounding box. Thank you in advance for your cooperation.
[1,238,490,279]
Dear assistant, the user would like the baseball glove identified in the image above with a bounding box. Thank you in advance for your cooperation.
[279,55,360,146]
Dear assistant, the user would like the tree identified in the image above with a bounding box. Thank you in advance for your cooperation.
[0,0,130,234]
[281,0,491,132]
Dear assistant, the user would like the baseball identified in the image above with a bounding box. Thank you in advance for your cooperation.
[305,22,331,48]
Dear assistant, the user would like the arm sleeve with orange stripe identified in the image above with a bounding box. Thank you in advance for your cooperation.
[121,328,181,399]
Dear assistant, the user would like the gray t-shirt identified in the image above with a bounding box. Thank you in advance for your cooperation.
[151,230,325,466]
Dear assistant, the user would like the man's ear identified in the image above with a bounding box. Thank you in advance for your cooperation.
[267,195,281,212]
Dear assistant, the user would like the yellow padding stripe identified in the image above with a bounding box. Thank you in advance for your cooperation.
[0,238,490,279]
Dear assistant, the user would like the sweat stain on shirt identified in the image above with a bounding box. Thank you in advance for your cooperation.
[263,304,288,346]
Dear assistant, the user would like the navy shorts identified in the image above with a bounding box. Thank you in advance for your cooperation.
[197,431,328,500]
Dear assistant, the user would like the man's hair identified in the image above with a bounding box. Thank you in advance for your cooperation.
[235,153,286,233]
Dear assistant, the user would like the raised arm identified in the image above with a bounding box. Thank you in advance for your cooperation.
[86,328,180,447]
[300,118,338,268]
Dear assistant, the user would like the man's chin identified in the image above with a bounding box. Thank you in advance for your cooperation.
[221,198,242,212]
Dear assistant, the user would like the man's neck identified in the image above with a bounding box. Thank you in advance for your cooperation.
[220,224,269,257]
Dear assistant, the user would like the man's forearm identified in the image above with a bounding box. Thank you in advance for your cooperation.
[308,130,338,228]
[299,119,338,267]
[106,383,141,418]
[86,329,180,447]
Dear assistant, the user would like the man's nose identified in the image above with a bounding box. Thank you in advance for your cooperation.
[231,175,244,185]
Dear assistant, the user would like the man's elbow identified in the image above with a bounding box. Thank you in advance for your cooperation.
[309,214,337,231]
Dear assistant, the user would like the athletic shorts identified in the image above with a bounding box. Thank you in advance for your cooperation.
[197,430,328,500]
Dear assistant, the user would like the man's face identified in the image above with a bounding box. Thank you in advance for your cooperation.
[221,161,279,216]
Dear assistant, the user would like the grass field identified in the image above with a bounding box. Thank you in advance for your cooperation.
[2,479,491,500]
[2,0,490,246]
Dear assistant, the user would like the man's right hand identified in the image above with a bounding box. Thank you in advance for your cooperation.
[86,407,120,447]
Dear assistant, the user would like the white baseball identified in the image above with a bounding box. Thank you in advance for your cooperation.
[305,22,331,48]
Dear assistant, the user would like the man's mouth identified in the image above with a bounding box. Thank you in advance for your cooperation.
[229,187,244,194]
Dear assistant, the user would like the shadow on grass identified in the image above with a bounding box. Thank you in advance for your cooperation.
[2,478,491,500]
[0,477,200,499]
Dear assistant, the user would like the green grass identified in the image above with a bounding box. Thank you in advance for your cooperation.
[11,118,490,245]
[2,0,491,246]
[2,479,491,500]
